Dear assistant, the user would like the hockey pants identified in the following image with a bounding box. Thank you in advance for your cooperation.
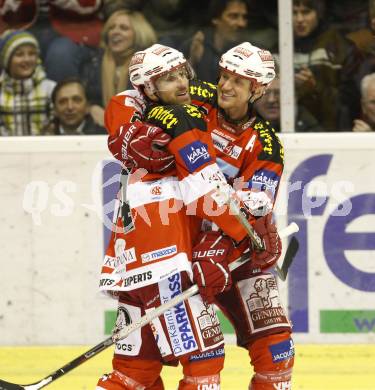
[96,353,223,389]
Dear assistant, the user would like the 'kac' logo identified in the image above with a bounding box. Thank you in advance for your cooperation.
[151,185,162,196]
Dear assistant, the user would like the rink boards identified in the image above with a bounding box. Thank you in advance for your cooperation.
[0,133,374,345]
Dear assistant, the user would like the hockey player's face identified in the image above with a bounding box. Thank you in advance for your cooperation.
[293,5,319,38]
[217,70,252,118]
[9,44,38,79]
[154,66,191,105]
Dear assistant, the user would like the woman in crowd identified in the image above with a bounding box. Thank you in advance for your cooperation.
[82,9,157,126]
[0,30,55,136]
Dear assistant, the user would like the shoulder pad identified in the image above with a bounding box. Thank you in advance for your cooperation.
[254,119,284,165]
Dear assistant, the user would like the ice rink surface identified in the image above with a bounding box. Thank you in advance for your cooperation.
[0,344,374,389]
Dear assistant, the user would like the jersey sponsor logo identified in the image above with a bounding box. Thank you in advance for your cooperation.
[116,306,132,327]
[212,133,229,151]
[183,104,203,118]
[123,270,153,287]
[122,247,136,265]
[141,245,177,263]
[115,342,134,352]
[103,251,136,269]
[196,304,224,347]
[269,339,295,363]
[255,121,284,164]
[273,381,292,390]
[189,346,225,362]
[224,143,242,160]
[244,276,289,332]
[179,141,212,172]
[114,303,142,356]
[147,314,173,357]
[212,128,236,142]
[160,273,198,356]
[147,106,178,129]
[120,124,137,161]
[249,169,280,197]
[189,84,215,99]
[99,278,115,287]
[193,248,225,259]
[114,239,137,265]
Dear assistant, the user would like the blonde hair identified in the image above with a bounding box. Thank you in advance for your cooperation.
[101,10,157,105]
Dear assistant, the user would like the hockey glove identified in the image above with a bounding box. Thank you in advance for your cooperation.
[250,213,282,272]
[108,122,175,172]
[192,231,232,304]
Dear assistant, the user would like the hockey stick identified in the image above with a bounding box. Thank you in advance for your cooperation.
[0,223,298,390]
[113,222,299,343]
[0,260,245,390]
[276,236,299,281]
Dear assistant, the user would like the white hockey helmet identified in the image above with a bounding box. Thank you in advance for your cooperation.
[129,44,194,95]
[219,42,276,86]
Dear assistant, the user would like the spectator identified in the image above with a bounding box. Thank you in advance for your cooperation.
[0,0,103,82]
[326,0,369,34]
[292,0,363,131]
[142,0,195,48]
[353,73,375,131]
[254,77,323,132]
[349,0,375,87]
[0,30,55,136]
[81,9,157,126]
[242,0,279,51]
[101,0,145,19]
[181,0,248,83]
[43,78,106,135]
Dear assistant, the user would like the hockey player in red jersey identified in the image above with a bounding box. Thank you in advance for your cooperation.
[97,45,282,390]
[106,42,295,389]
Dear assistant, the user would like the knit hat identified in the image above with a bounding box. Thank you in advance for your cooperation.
[0,30,40,70]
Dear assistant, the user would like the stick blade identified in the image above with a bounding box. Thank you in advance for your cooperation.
[278,236,300,281]
[0,380,24,390]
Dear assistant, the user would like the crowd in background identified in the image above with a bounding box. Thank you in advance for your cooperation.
[0,0,375,136]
